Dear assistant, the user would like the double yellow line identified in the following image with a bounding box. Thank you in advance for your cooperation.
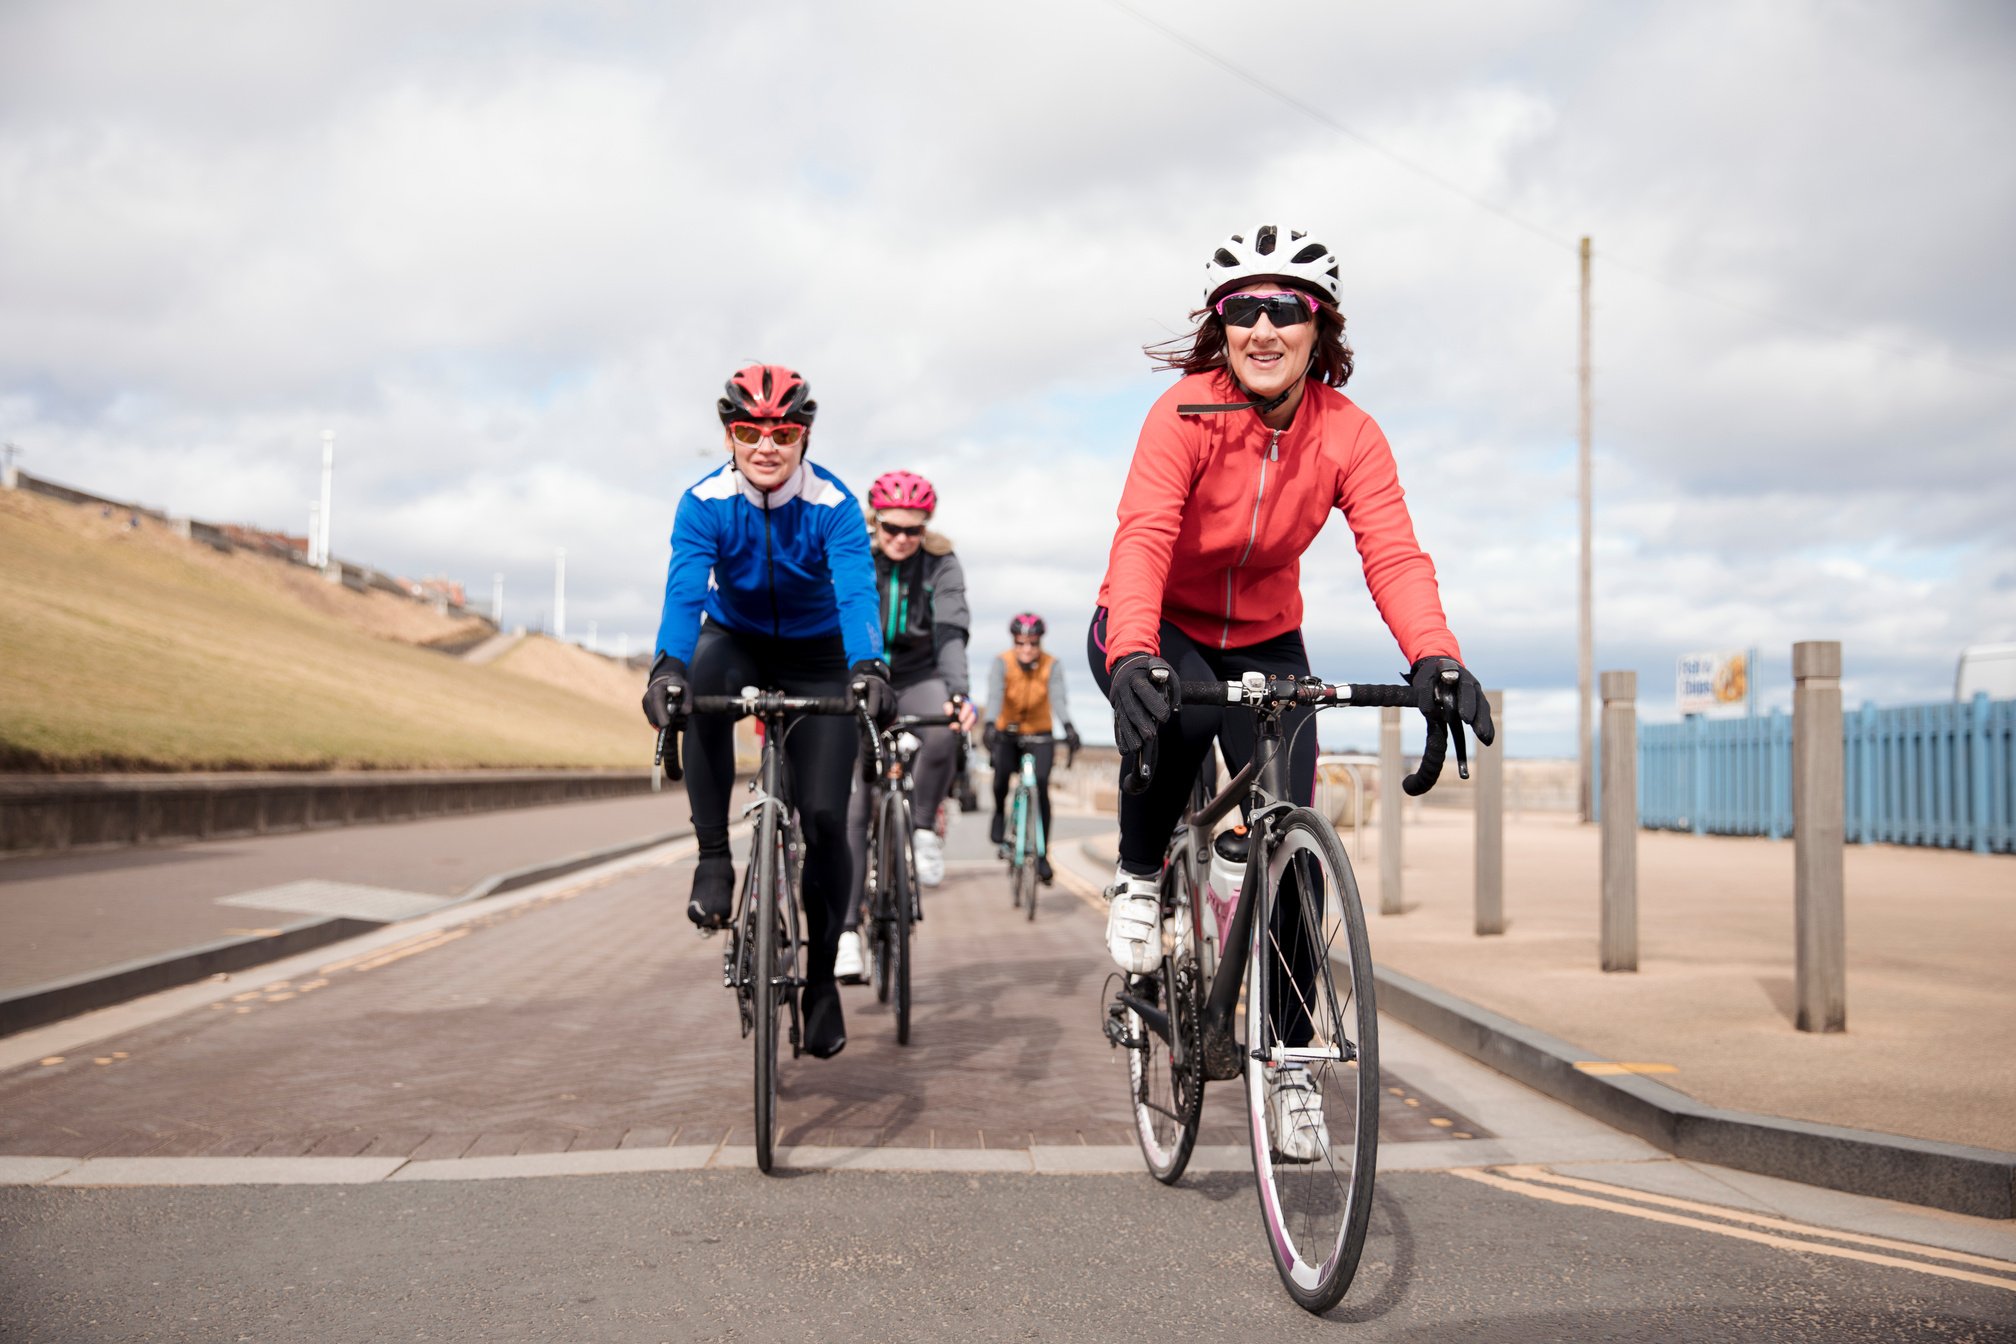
[1455,1165,2016,1294]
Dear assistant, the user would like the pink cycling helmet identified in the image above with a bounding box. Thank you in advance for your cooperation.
[1008,612,1045,638]
[868,470,937,515]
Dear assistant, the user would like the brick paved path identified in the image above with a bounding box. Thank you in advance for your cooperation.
[0,834,1486,1159]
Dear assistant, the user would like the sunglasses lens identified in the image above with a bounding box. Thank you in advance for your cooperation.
[770,425,804,447]
[1218,293,1314,328]
[730,424,761,445]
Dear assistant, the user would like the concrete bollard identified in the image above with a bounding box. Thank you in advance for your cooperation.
[1475,690,1505,935]
[1600,671,1638,972]
[1380,706,1403,915]
[1793,640,1846,1033]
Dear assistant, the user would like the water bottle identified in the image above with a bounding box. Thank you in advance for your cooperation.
[1204,825,1250,951]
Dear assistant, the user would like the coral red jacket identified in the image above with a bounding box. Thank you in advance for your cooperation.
[1096,370,1461,670]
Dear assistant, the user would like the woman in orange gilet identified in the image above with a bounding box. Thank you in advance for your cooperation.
[982,612,1080,884]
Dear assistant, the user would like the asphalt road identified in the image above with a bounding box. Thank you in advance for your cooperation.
[4,1169,2012,1342]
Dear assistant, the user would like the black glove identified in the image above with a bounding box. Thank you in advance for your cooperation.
[1064,723,1082,760]
[643,654,689,730]
[1407,655,1495,747]
[850,659,896,726]
[1109,652,1178,754]
[982,722,1000,752]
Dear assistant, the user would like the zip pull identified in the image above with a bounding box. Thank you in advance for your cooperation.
[1269,430,1281,462]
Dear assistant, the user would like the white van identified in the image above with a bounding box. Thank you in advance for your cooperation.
[1955,644,2016,700]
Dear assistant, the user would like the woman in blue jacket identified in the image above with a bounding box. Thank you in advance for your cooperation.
[643,364,893,1059]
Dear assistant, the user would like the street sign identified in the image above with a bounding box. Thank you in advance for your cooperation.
[1677,650,1752,716]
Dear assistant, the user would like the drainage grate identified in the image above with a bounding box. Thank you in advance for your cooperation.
[217,880,453,923]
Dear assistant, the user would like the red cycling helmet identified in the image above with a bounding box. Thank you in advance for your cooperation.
[868,470,937,515]
[1008,612,1045,638]
[718,364,817,427]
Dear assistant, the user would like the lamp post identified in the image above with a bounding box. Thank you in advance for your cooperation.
[554,548,566,642]
[318,430,335,570]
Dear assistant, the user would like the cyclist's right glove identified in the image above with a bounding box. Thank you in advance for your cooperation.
[1407,655,1495,747]
[643,654,689,731]
[850,659,897,726]
[1109,651,1178,754]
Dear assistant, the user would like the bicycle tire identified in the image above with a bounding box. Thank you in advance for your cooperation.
[1008,786,1025,908]
[1244,809,1379,1313]
[882,802,914,1046]
[869,801,893,1006]
[1126,857,1206,1183]
[1018,849,1038,920]
[753,801,782,1176]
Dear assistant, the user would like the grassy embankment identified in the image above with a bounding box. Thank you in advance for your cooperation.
[0,488,652,771]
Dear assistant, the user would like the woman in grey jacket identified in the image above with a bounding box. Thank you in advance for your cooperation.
[838,471,976,983]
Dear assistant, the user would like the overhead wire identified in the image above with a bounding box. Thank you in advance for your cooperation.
[1100,0,2016,385]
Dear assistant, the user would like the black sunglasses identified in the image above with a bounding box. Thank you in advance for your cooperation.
[1213,290,1318,329]
[878,521,925,538]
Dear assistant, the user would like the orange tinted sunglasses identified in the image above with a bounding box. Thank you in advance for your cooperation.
[728,422,807,448]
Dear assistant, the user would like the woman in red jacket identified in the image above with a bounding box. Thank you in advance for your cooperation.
[1090,221,1495,983]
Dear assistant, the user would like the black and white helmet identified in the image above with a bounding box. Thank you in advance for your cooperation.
[1203,225,1340,306]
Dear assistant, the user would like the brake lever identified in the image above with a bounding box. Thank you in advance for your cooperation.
[1450,717,1469,781]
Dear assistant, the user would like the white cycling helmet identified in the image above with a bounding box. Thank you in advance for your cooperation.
[1203,224,1340,306]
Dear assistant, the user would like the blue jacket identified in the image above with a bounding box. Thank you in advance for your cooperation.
[654,461,884,668]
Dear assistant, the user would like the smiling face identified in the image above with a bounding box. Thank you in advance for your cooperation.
[875,507,927,560]
[1013,632,1042,667]
[1221,280,1317,423]
[724,419,805,492]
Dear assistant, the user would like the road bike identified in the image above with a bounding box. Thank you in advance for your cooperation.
[1103,667,1468,1312]
[656,685,867,1175]
[859,712,956,1046]
[997,728,1051,921]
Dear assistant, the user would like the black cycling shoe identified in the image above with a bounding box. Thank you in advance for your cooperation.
[801,979,847,1059]
[1037,855,1054,884]
[687,854,734,930]
[989,811,1006,846]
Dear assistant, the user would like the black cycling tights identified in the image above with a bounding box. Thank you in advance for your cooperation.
[990,734,1054,853]
[684,622,858,986]
[1088,608,1324,1045]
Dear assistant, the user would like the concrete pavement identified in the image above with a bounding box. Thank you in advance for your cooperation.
[1354,810,2016,1154]
[0,791,687,996]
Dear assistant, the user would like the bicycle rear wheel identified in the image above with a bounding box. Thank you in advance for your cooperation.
[752,802,782,1175]
[1124,856,1205,1182]
[1244,810,1379,1313]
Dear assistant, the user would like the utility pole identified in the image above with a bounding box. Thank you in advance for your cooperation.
[318,429,336,570]
[492,572,505,626]
[554,547,567,642]
[1577,237,1595,823]
[307,502,320,565]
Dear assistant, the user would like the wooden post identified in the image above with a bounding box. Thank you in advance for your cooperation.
[1380,706,1403,915]
[1475,690,1505,936]
[1600,670,1637,972]
[1793,640,1846,1032]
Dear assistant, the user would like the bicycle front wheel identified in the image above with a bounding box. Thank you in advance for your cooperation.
[1125,856,1205,1183]
[883,810,914,1046]
[1244,809,1379,1313]
[753,803,782,1175]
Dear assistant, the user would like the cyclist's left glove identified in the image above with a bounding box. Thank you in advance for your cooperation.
[1063,723,1082,759]
[1407,655,1495,747]
[850,659,897,726]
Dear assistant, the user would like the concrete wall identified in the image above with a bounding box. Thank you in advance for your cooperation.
[0,770,657,858]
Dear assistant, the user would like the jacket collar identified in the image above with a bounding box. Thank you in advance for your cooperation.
[736,463,807,508]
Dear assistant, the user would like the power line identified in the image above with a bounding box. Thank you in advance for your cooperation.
[1100,0,2016,386]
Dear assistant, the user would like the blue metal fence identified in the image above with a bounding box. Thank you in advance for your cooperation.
[1623,694,2015,854]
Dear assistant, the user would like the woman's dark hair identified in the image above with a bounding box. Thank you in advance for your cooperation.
[1145,280,1353,388]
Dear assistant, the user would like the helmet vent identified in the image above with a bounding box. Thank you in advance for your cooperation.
[1291,243,1328,265]
[1213,248,1240,268]
[1255,225,1277,255]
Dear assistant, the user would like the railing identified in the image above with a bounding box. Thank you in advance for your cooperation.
[1626,694,2015,854]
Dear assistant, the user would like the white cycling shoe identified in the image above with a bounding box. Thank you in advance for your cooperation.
[1105,868,1163,974]
[834,930,866,985]
[912,829,945,888]
[1266,1068,1329,1164]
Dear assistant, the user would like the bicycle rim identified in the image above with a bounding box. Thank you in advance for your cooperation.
[753,803,781,1176]
[1127,859,1205,1182]
[1008,791,1025,907]
[869,805,893,1005]
[1244,811,1379,1313]
[1018,852,1038,920]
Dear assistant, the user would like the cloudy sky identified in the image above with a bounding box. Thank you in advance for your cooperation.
[4,0,2012,753]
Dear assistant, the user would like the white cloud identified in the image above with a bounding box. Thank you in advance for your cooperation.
[3,0,2012,759]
